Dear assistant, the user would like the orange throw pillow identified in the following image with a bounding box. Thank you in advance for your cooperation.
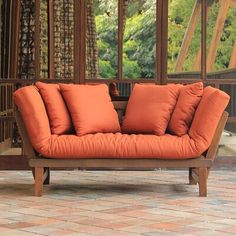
[60,84,121,136]
[168,82,203,136]
[35,82,73,135]
[122,84,180,135]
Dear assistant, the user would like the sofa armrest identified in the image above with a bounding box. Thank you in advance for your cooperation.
[189,86,230,158]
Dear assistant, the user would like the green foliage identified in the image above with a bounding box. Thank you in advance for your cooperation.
[95,0,236,78]
[99,60,116,78]
[123,54,141,79]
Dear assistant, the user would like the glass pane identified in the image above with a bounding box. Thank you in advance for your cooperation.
[206,2,236,157]
[206,0,236,73]
[86,0,118,79]
[123,0,156,79]
[168,0,201,80]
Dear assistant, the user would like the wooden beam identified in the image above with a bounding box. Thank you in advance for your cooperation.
[7,0,13,78]
[175,0,201,72]
[229,42,236,68]
[156,0,162,83]
[78,0,86,83]
[161,0,168,84]
[74,0,80,83]
[0,0,1,74]
[193,49,201,71]
[206,0,231,72]
[0,155,29,170]
[201,0,207,81]
[118,0,124,80]
[10,0,20,79]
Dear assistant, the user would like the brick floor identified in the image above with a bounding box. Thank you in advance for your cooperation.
[0,170,235,235]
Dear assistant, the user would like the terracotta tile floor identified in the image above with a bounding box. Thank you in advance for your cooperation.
[0,170,235,235]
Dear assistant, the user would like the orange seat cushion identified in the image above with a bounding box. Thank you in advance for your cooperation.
[168,82,203,136]
[35,82,73,134]
[189,86,230,153]
[60,84,121,136]
[13,86,51,154]
[122,84,180,135]
[37,133,204,159]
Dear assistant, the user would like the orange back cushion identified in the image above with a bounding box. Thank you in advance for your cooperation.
[189,86,230,152]
[13,86,51,153]
[60,84,121,136]
[35,82,73,134]
[122,84,180,135]
[168,82,203,136]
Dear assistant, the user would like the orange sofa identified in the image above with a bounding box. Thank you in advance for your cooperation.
[14,83,229,197]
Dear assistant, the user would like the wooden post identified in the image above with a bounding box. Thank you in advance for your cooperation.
[48,0,55,79]
[175,0,201,72]
[206,0,230,72]
[156,0,162,84]
[161,0,168,84]
[7,0,13,78]
[35,0,41,80]
[118,0,124,80]
[78,0,86,83]
[0,0,2,76]
[201,0,207,81]
[10,0,20,79]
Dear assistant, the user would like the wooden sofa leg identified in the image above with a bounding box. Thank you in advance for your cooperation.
[43,168,50,185]
[35,167,44,197]
[189,168,197,185]
[198,167,207,197]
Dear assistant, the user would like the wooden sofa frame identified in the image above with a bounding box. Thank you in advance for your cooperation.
[15,101,228,197]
